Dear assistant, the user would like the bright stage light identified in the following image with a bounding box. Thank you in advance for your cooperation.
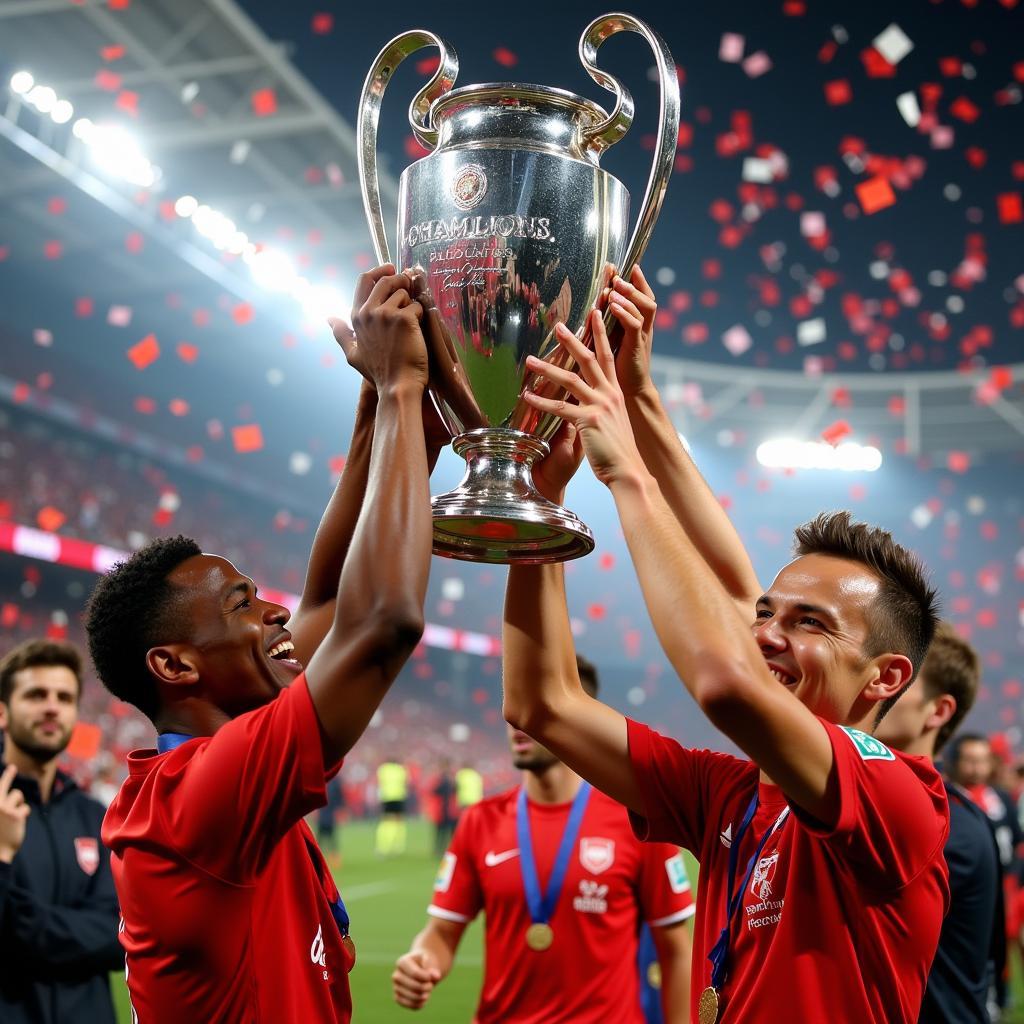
[27,85,57,113]
[756,439,882,472]
[50,99,74,124]
[174,194,198,218]
[72,117,95,142]
[247,248,298,292]
[84,124,158,187]
[10,71,34,96]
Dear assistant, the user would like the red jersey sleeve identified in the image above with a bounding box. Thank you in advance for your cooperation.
[800,720,950,887]
[153,675,333,882]
[637,842,696,927]
[626,718,753,853]
[427,807,483,924]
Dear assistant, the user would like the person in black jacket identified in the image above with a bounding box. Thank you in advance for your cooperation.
[876,622,1001,1024]
[0,638,122,1024]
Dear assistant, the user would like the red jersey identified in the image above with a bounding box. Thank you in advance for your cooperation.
[627,717,950,1024]
[102,676,353,1023]
[429,783,695,1024]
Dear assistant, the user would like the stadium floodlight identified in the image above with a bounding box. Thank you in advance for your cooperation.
[174,194,198,218]
[26,85,57,113]
[10,71,34,95]
[756,439,882,472]
[84,123,158,188]
[246,248,298,292]
[50,99,74,124]
[72,117,95,142]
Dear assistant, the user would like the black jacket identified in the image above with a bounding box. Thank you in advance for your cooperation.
[0,765,122,1024]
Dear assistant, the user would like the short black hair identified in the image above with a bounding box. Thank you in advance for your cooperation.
[793,511,939,725]
[576,654,600,699]
[84,536,202,723]
[0,639,83,704]
[945,731,989,771]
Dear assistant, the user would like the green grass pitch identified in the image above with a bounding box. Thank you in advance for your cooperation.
[112,817,1024,1022]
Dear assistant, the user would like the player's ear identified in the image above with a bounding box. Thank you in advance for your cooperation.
[867,653,913,702]
[146,645,200,688]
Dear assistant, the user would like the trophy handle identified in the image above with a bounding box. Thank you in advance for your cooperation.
[578,14,680,276]
[357,31,459,265]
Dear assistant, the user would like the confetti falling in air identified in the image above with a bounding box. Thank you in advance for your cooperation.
[250,88,278,117]
[126,334,160,370]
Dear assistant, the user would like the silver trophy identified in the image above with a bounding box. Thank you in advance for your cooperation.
[358,14,679,563]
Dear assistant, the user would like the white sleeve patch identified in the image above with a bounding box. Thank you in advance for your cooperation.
[664,853,691,894]
[839,726,895,762]
[434,851,457,893]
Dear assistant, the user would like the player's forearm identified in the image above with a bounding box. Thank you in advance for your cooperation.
[503,562,581,726]
[410,925,458,982]
[296,384,377,615]
[653,930,692,1024]
[609,470,766,707]
[628,387,761,608]
[335,382,430,657]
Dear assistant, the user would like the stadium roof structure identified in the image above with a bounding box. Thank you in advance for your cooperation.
[0,0,397,310]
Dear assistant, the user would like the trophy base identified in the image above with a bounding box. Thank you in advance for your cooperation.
[431,429,595,564]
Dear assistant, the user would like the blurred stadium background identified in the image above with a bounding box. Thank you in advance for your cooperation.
[0,0,1022,1019]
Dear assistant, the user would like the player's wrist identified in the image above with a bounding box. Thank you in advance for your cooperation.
[0,845,18,864]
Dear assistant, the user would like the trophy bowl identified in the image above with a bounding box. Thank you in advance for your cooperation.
[358,15,679,563]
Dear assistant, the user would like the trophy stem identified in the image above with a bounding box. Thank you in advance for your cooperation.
[431,428,595,564]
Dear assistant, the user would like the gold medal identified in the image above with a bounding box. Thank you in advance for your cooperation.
[698,986,719,1024]
[525,922,554,951]
[646,962,662,990]
[341,933,356,967]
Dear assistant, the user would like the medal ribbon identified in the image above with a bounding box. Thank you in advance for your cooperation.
[516,781,591,925]
[155,731,351,938]
[707,790,790,992]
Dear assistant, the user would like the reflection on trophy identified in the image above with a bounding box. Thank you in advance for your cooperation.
[358,14,680,563]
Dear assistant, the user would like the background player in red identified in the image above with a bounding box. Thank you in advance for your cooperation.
[392,654,694,1023]
[504,271,948,1024]
[86,266,436,1024]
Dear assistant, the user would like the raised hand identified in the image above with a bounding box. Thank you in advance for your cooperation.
[330,267,429,393]
[0,764,30,864]
[523,310,645,488]
[606,265,657,399]
[392,949,442,1010]
[532,421,584,503]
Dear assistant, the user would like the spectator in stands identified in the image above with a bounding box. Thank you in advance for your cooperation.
[0,638,122,1024]
[376,758,409,857]
[432,758,457,856]
[455,762,483,812]
[876,623,1000,1023]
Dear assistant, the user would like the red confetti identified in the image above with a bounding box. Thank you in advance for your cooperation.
[821,420,852,445]
[168,399,190,417]
[824,80,852,106]
[126,334,160,370]
[587,603,607,621]
[949,96,980,123]
[856,176,896,215]
[74,297,94,318]
[946,451,971,473]
[493,47,518,68]
[989,366,1013,391]
[311,12,333,34]
[176,343,199,364]
[134,397,155,414]
[43,240,63,260]
[125,232,144,253]
[108,0,131,8]
[232,303,254,325]
[101,44,125,61]
[47,197,67,215]
[996,193,1023,224]
[416,56,441,76]
[115,90,139,116]
[860,48,896,78]
[251,88,278,117]
[232,424,264,453]
[94,69,121,91]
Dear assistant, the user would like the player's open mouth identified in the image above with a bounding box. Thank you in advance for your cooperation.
[267,638,303,673]
[767,665,797,687]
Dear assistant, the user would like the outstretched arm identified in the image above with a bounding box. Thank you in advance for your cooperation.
[607,268,762,615]
[290,267,448,666]
[522,312,839,824]
[304,270,433,761]
[503,426,644,814]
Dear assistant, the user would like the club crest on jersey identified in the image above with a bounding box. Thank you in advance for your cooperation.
[839,726,896,762]
[579,837,615,875]
[74,837,99,876]
[435,851,457,893]
[750,852,780,900]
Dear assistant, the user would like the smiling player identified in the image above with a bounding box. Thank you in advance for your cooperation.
[502,271,949,1024]
[86,266,435,1024]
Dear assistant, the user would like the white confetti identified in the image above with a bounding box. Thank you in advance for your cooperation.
[873,24,913,65]
[896,91,921,127]
[797,318,827,346]
[719,33,744,63]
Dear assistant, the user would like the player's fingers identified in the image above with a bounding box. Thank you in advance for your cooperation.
[553,322,607,389]
[327,318,358,360]
[0,764,15,798]
[607,290,643,324]
[524,355,596,404]
[606,300,644,337]
[354,264,396,308]
[361,273,413,317]
[630,264,656,301]
[590,309,617,377]
[394,956,435,985]
[522,389,585,423]
[381,287,414,310]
